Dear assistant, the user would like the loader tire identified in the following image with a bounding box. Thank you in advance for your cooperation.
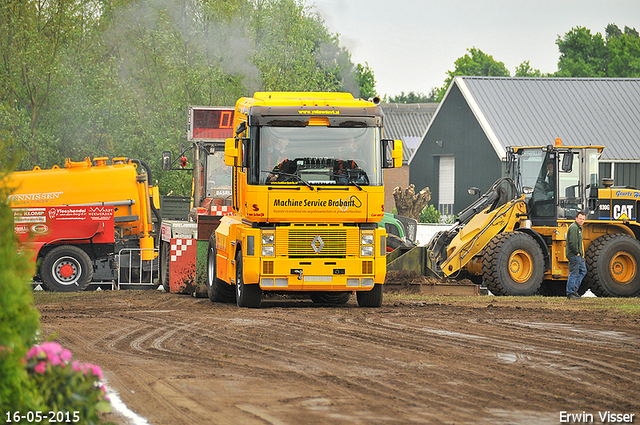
[482,232,544,296]
[207,235,235,303]
[584,234,640,297]
[235,251,262,308]
[356,284,383,307]
[310,292,351,304]
[40,245,93,292]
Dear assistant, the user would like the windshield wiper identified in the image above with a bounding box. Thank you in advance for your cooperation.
[344,177,363,191]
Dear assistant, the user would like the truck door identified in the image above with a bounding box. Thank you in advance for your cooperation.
[557,151,582,220]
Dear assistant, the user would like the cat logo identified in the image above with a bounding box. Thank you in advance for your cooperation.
[613,204,634,220]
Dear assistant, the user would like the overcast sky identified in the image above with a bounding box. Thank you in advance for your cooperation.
[310,0,640,97]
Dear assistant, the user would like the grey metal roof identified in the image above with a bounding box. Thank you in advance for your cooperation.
[452,77,640,161]
[381,103,438,161]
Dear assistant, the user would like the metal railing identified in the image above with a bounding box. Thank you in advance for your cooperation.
[117,248,158,288]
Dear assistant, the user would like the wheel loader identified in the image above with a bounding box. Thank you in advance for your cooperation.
[393,141,640,297]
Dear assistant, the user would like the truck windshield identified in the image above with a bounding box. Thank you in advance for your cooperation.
[254,126,382,186]
[516,149,547,192]
[204,150,232,199]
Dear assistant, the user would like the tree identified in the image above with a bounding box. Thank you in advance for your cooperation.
[556,26,607,77]
[514,61,542,77]
[250,0,351,92]
[385,91,436,103]
[355,62,376,99]
[434,48,510,101]
[0,0,98,167]
[605,24,640,77]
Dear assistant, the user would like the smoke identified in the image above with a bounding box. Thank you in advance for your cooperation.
[107,0,263,100]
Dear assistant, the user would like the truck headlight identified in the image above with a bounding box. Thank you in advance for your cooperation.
[361,246,374,256]
[262,233,274,256]
[361,234,374,245]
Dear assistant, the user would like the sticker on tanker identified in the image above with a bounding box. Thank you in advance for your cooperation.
[13,206,115,245]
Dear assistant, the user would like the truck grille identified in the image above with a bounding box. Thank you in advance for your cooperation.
[277,225,359,257]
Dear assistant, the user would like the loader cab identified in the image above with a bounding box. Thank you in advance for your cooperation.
[512,145,602,226]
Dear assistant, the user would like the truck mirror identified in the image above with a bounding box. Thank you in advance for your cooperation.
[382,139,403,168]
[236,121,247,136]
[392,139,403,168]
[382,139,393,168]
[561,151,573,173]
[225,138,238,166]
[241,138,249,168]
[162,151,172,171]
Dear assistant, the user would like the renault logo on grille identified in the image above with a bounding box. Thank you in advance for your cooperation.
[311,235,324,253]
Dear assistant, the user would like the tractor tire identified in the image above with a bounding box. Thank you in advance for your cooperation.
[356,284,383,307]
[160,241,171,292]
[310,292,351,304]
[482,232,544,296]
[235,251,262,308]
[207,235,235,303]
[584,234,640,297]
[40,245,93,292]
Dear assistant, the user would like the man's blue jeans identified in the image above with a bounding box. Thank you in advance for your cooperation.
[567,255,587,295]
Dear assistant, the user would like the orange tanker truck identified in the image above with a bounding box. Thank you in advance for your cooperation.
[7,157,161,291]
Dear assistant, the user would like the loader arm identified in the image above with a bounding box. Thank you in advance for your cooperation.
[439,196,528,277]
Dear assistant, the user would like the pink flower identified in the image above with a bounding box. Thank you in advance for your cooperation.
[40,341,63,356]
[71,360,81,372]
[48,353,61,366]
[26,346,43,359]
[60,349,72,363]
[83,364,104,380]
[34,361,47,374]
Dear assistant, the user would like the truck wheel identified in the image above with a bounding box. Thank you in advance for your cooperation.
[40,245,93,292]
[482,232,544,296]
[235,251,261,308]
[584,234,640,297]
[356,284,383,307]
[207,235,235,303]
[310,292,351,304]
[160,241,170,291]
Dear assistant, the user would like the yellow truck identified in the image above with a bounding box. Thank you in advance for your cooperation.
[8,157,161,291]
[207,92,402,307]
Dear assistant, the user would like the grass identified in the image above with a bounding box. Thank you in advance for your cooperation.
[383,292,640,315]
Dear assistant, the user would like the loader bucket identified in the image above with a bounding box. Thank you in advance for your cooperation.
[386,246,437,277]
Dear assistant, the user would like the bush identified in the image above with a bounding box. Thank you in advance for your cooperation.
[0,152,42,412]
[25,342,111,423]
[419,204,441,223]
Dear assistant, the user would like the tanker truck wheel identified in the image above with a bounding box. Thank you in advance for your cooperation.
[584,234,640,297]
[482,232,544,296]
[207,235,235,303]
[40,245,93,292]
[235,251,262,308]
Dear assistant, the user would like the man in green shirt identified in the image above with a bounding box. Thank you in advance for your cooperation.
[566,211,587,299]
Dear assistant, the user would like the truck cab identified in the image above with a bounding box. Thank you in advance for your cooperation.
[208,92,402,308]
[510,143,602,225]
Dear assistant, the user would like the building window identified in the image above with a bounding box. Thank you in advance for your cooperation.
[438,155,455,215]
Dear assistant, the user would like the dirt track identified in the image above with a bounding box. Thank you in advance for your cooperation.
[35,290,640,425]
